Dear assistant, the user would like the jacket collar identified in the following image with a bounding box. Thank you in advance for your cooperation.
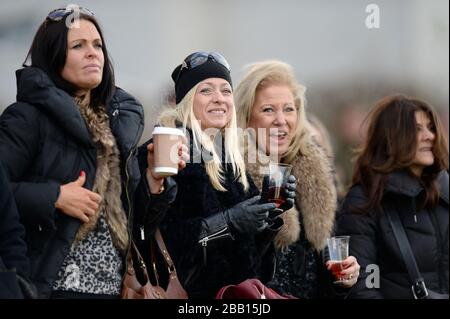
[107,87,144,157]
[386,169,449,204]
[16,67,94,147]
[385,170,423,197]
[16,67,93,147]
[15,67,144,154]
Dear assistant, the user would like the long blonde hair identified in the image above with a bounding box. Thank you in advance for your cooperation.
[157,83,249,191]
[235,60,310,163]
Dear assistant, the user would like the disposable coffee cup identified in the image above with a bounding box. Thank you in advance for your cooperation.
[152,127,185,177]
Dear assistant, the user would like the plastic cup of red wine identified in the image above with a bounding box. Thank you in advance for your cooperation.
[267,163,292,208]
[326,236,350,284]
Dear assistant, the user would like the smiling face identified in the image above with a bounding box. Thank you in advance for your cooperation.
[61,19,104,95]
[193,78,234,130]
[410,110,436,176]
[248,85,297,159]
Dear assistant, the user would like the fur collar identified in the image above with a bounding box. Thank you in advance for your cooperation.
[247,139,337,251]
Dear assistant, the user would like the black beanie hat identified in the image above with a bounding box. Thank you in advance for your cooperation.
[171,54,232,104]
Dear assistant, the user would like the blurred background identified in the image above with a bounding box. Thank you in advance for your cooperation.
[0,0,448,190]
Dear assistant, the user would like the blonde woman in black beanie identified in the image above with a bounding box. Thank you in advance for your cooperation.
[138,52,296,298]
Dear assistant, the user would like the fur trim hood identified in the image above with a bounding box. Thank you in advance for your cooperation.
[247,139,337,251]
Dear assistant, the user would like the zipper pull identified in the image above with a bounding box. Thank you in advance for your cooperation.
[202,239,208,265]
[200,237,208,265]
[413,214,418,223]
[140,226,145,240]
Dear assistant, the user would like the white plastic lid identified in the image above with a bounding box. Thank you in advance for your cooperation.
[152,127,185,136]
[154,167,178,176]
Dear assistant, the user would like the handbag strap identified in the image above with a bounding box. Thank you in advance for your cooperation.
[154,228,177,276]
[127,240,150,282]
[385,208,429,299]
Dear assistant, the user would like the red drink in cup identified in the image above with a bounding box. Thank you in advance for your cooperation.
[266,163,292,207]
[326,236,350,284]
[268,186,286,208]
[328,261,344,281]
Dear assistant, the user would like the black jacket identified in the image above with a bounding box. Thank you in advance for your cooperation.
[138,133,278,299]
[0,67,160,298]
[337,170,449,298]
[0,162,31,298]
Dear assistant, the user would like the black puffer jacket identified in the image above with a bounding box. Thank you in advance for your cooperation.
[337,170,449,299]
[0,162,31,298]
[0,67,160,298]
[138,131,279,299]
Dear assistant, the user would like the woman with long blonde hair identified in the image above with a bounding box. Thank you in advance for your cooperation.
[235,60,359,298]
[138,52,296,298]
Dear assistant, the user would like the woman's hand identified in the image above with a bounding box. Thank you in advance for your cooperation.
[146,136,189,194]
[55,171,102,223]
[326,256,360,288]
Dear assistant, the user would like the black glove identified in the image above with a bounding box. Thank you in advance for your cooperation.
[223,195,276,235]
[279,174,296,211]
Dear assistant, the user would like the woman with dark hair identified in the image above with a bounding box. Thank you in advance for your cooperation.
[0,6,185,298]
[336,94,449,298]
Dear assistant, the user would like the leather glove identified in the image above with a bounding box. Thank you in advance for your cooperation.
[223,195,276,235]
[279,174,296,211]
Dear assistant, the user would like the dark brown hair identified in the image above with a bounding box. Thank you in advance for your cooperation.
[23,11,115,107]
[352,94,448,214]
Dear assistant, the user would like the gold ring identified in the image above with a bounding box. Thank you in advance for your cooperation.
[349,273,354,280]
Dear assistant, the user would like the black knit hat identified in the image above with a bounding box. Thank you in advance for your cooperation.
[171,52,232,104]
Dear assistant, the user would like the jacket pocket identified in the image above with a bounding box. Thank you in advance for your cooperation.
[198,227,233,266]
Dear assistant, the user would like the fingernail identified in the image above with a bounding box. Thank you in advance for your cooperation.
[80,170,85,177]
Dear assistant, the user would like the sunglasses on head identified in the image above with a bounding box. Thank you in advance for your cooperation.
[175,51,230,84]
[181,52,231,72]
[46,6,94,22]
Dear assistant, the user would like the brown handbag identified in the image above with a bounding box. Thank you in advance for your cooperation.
[121,228,188,299]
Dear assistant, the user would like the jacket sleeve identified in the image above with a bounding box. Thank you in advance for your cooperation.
[133,173,177,240]
[0,163,30,278]
[335,186,384,299]
[134,141,178,240]
[0,104,60,229]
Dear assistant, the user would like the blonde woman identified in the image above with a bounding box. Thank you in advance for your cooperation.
[138,52,296,298]
[235,60,359,298]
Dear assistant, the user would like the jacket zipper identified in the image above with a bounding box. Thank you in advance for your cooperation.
[108,98,144,285]
[198,227,233,265]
